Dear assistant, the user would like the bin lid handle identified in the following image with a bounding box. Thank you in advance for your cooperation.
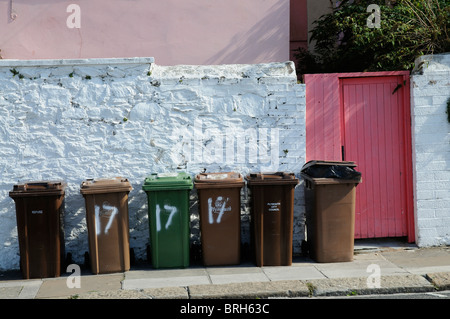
[248,172,295,180]
[15,181,63,191]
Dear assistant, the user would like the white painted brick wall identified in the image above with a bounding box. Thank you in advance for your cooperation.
[411,53,450,247]
[0,58,306,271]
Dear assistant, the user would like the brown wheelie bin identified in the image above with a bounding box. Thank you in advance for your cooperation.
[9,181,66,279]
[80,177,133,274]
[246,172,299,266]
[300,160,362,263]
[194,172,244,266]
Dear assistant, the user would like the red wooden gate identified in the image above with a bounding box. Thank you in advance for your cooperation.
[305,72,414,242]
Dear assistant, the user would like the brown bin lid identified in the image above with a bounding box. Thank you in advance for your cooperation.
[80,177,132,195]
[245,172,299,186]
[194,172,244,189]
[9,180,66,197]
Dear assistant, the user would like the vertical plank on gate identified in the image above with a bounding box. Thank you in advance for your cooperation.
[357,83,368,238]
[305,74,341,161]
[392,78,406,237]
[369,83,380,238]
[383,81,395,237]
[342,83,362,237]
[401,74,415,243]
[305,74,318,161]
[389,80,402,237]
[376,83,387,237]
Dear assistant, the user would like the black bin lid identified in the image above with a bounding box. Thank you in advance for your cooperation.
[300,160,362,184]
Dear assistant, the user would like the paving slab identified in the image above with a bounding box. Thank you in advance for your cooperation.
[314,252,408,278]
[0,279,43,299]
[122,268,210,289]
[306,274,435,296]
[188,280,310,299]
[262,265,325,281]
[122,268,211,290]
[206,266,269,285]
[35,273,123,299]
[122,276,210,289]
[0,286,23,299]
[426,272,450,291]
[381,248,450,274]
[17,280,42,299]
[124,267,208,280]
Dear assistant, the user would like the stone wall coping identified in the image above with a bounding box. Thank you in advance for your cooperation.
[0,57,155,68]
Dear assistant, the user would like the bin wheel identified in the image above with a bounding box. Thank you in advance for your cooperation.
[65,252,73,267]
[240,242,252,263]
[129,248,135,266]
[301,240,310,257]
[190,243,202,266]
[84,251,90,269]
[146,244,152,265]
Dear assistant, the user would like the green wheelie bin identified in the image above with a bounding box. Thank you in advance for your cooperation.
[142,172,193,268]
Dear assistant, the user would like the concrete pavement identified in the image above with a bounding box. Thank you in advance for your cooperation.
[1,240,450,300]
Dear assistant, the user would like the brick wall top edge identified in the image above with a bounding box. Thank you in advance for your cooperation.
[0,59,297,80]
[413,53,450,75]
[0,58,298,82]
[152,61,297,79]
[0,57,155,68]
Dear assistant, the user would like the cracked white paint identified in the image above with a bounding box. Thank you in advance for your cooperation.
[0,58,306,270]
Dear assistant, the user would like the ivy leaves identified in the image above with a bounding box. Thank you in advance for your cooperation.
[294,0,450,76]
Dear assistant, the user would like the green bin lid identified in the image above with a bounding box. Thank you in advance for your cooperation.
[142,172,193,191]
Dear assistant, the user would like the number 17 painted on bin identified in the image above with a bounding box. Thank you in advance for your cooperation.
[95,204,118,235]
[155,204,178,232]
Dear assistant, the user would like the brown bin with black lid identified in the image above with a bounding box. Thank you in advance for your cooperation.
[300,160,362,263]
[9,181,66,279]
[246,172,299,266]
[194,172,244,266]
[80,177,133,274]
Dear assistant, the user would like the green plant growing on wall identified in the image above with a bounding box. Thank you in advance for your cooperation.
[10,68,24,79]
[10,68,19,76]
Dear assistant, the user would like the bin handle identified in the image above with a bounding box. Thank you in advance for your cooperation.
[26,182,61,190]
[251,172,293,180]
[249,173,266,180]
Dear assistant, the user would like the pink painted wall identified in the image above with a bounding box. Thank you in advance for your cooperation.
[0,0,289,65]
[289,0,308,61]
